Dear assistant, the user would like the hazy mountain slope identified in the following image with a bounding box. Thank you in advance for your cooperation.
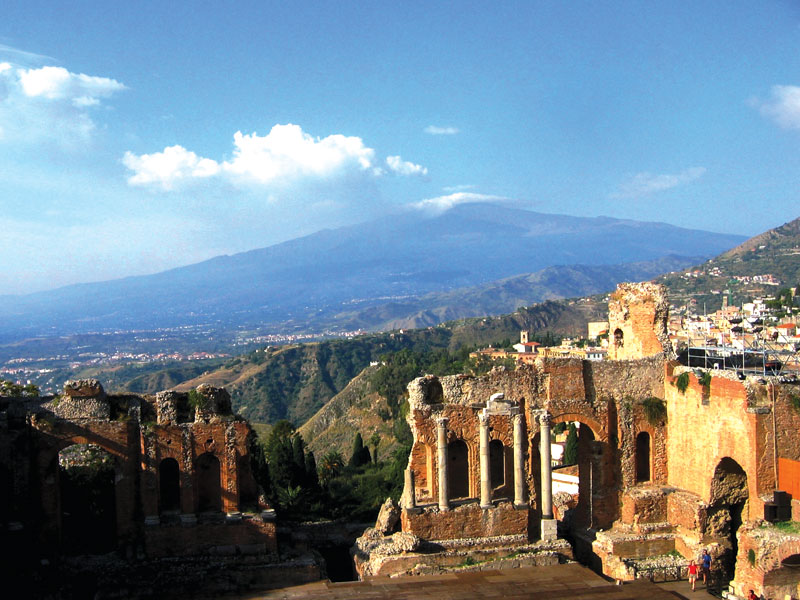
[659,216,800,309]
[0,204,743,338]
[330,254,700,331]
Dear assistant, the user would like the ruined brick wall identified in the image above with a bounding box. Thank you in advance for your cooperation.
[144,516,277,557]
[3,380,272,562]
[665,368,762,514]
[607,283,670,361]
[733,524,800,600]
[401,502,528,540]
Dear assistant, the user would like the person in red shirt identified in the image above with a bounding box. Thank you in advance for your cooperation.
[688,560,698,591]
[747,590,757,600]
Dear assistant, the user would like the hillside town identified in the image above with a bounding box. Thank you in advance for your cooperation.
[472,287,800,377]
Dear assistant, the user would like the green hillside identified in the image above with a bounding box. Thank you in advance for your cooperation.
[658,216,800,310]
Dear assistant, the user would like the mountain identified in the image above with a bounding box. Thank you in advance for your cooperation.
[658,216,800,309]
[329,255,703,331]
[0,204,744,340]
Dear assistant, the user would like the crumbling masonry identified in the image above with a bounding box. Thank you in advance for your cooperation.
[0,381,276,569]
[356,283,800,599]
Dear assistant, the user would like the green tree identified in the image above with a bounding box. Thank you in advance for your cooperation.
[305,451,320,490]
[563,423,578,466]
[349,432,371,467]
[369,432,381,464]
[318,450,344,487]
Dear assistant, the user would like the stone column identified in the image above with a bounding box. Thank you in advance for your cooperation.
[539,412,557,540]
[479,412,491,508]
[513,413,526,507]
[403,468,416,509]
[436,416,450,511]
[539,412,553,518]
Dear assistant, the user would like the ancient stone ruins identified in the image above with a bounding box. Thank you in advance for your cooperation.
[355,283,800,600]
[2,282,800,598]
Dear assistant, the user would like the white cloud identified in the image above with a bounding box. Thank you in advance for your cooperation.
[757,85,800,130]
[410,192,509,215]
[424,125,460,135]
[125,123,426,190]
[122,145,221,190]
[442,184,474,192]
[0,62,126,146]
[223,124,376,184]
[18,65,125,102]
[612,167,706,199]
[385,155,428,177]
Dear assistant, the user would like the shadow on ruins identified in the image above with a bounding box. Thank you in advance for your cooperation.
[4,283,800,599]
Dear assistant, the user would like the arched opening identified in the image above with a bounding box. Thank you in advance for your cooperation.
[196,453,222,512]
[707,457,749,584]
[763,553,800,599]
[614,329,624,348]
[447,440,469,500]
[489,439,505,490]
[534,420,603,538]
[58,443,117,554]
[635,432,651,482]
[159,458,181,513]
[425,443,434,500]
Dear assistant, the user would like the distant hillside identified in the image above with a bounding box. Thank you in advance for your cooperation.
[119,297,605,425]
[659,216,800,309]
[0,203,743,340]
[331,254,701,331]
[297,365,399,462]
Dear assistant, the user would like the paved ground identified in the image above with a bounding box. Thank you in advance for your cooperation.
[656,579,719,599]
[230,563,691,600]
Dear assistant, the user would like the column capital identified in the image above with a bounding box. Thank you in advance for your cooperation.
[537,411,551,427]
[436,415,449,428]
[512,413,524,427]
[478,411,490,425]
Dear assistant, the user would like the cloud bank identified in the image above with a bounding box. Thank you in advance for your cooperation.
[410,191,509,215]
[612,167,706,199]
[124,123,427,189]
[0,62,125,145]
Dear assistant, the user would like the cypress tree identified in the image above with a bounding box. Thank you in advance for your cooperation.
[564,423,578,466]
[305,451,320,490]
[349,432,365,467]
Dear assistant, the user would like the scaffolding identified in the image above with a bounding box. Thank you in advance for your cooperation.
[683,331,800,379]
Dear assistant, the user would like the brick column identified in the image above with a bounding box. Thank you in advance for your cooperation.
[479,412,491,508]
[436,416,450,511]
[513,413,526,507]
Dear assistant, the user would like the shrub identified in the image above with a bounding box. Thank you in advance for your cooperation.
[641,397,667,426]
[676,372,690,394]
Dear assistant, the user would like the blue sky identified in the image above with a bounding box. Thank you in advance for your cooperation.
[2,1,800,294]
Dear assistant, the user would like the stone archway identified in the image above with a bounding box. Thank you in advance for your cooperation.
[196,452,222,512]
[763,553,800,599]
[159,457,181,513]
[447,440,469,500]
[708,457,749,582]
[57,443,117,554]
[635,432,651,483]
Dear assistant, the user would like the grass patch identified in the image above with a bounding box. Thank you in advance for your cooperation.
[774,520,800,534]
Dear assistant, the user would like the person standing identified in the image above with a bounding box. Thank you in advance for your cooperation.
[688,560,698,591]
[701,549,712,585]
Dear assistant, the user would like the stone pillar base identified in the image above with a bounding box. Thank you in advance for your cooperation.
[180,513,197,526]
[541,518,557,541]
